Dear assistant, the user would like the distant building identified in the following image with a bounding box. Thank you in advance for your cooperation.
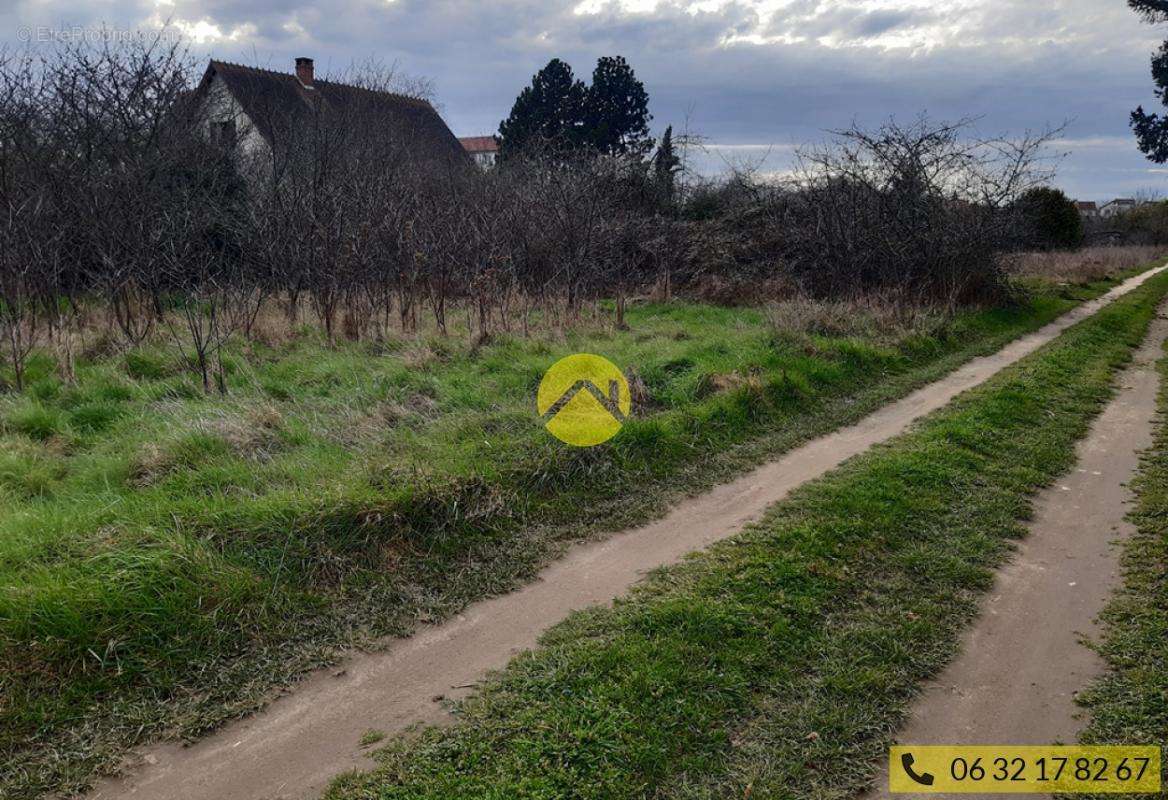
[1075,201,1100,220]
[459,136,499,168]
[1100,199,1138,219]
[191,57,468,169]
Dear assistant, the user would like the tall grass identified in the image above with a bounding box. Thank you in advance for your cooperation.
[1009,246,1165,285]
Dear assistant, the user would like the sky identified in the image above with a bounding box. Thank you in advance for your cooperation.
[4,0,1166,201]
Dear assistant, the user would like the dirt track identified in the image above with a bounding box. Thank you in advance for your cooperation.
[866,303,1168,800]
[91,267,1168,800]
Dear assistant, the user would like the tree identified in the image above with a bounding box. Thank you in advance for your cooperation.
[653,125,682,207]
[499,56,653,159]
[497,59,586,157]
[1129,1,1168,161]
[1130,0,1168,22]
[1016,187,1084,251]
[584,56,653,157]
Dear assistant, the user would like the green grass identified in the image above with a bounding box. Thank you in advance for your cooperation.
[322,272,1168,800]
[1073,341,1168,798]
[0,270,1155,798]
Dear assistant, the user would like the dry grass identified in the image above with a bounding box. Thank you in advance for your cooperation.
[1009,246,1165,285]
[764,296,954,343]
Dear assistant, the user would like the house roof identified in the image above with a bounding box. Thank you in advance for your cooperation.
[1075,201,1097,211]
[458,136,499,154]
[1103,198,1136,206]
[196,60,468,167]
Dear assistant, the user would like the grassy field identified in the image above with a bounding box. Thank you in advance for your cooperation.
[0,262,1157,796]
[323,269,1168,800]
[1074,341,1168,798]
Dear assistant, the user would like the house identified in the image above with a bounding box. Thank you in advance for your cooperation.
[191,57,468,169]
[459,136,499,168]
[1100,199,1137,219]
[1074,201,1100,220]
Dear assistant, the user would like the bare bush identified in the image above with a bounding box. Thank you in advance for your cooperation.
[779,117,1062,305]
[0,36,1072,395]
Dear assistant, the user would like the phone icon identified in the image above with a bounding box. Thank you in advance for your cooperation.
[901,753,935,786]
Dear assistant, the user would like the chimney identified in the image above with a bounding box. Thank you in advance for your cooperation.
[295,57,314,87]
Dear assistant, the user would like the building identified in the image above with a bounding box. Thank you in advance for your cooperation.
[459,136,499,168]
[1100,199,1137,219]
[191,57,468,169]
[1074,201,1100,220]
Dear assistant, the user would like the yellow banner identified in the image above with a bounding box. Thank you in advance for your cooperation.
[889,746,1161,794]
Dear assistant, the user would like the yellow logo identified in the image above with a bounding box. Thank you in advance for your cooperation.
[537,353,631,447]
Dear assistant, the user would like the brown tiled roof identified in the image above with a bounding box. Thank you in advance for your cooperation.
[458,136,499,154]
[196,60,469,167]
[1075,201,1097,211]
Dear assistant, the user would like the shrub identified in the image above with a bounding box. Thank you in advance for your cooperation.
[1016,187,1084,250]
[1116,200,1168,245]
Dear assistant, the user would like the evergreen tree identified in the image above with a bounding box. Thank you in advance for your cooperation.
[1129,1,1168,162]
[584,56,653,156]
[653,125,682,207]
[497,59,587,157]
[1016,187,1084,251]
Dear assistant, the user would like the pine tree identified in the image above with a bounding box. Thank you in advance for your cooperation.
[497,59,587,157]
[498,56,654,160]
[584,56,653,157]
[1129,1,1168,161]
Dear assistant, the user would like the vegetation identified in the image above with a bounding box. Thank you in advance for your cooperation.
[1,30,1158,800]
[497,58,588,155]
[1115,200,1168,245]
[1016,187,1084,250]
[1009,246,1166,284]
[0,36,1069,404]
[1129,0,1168,162]
[325,268,1168,800]
[498,56,653,158]
[1074,341,1168,782]
[2,263,1153,798]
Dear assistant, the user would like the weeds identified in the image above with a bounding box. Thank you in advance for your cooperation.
[1010,246,1164,285]
[0,268,1158,798]
[324,264,1168,800]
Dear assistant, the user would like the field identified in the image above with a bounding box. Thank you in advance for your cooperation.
[325,266,1168,799]
[0,252,1158,796]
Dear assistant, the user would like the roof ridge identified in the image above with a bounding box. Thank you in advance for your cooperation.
[210,59,298,79]
[209,58,434,109]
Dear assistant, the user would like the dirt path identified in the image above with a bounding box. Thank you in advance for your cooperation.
[91,267,1168,800]
[866,305,1168,800]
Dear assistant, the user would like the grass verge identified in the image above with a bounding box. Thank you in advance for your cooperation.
[1073,342,1168,799]
[325,271,1168,799]
[0,267,1159,798]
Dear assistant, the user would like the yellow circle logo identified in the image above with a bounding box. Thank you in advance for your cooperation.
[537,353,631,447]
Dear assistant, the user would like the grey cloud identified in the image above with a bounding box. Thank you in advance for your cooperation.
[0,0,1163,197]
[764,1,938,41]
[851,9,931,37]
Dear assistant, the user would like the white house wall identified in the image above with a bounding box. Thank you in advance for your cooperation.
[199,74,271,165]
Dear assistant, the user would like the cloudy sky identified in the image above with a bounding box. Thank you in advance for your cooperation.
[5,0,1166,200]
